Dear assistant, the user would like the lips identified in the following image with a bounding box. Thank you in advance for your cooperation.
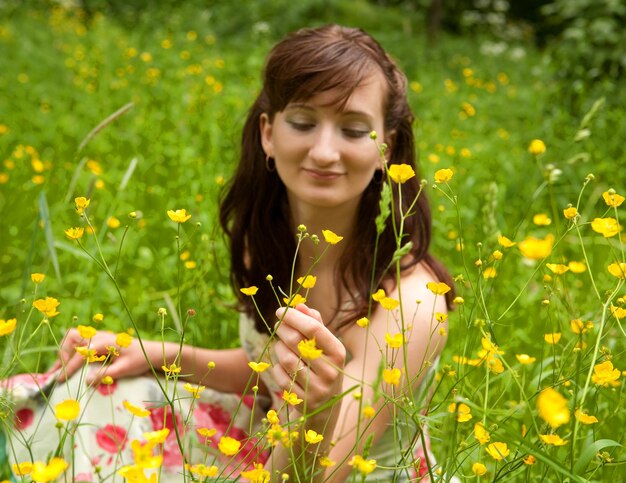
[303,168,344,180]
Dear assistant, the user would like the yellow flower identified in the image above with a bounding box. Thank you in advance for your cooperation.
[362,406,375,418]
[492,249,503,260]
[348,454,377,475]
[167,209,192,223]
[297,275,317,289]
[434,168,454,183]
[218,436,241,456]
[591,360,620,386]
[533,213,552,226]
[472,462,487,476]
[33,297,60,318]
[544,333,561,344]
[523,455,536,465]
[183,383,205,398]
[31,273,45,284]
[298,338,323,360]
[197,427,217,439]
[608,262,626,279]
[75,346,106,363]
[482,267,497,279]
[485,442,510,461]
[266,410,280,425]
[74,196,90,214]
[611,304,626,319]
[540,434,568,446]
[563,206,578,220]
[383,367,401,387]
[282,390,303,406]
[474,422,490,444]
[570,319,593,334]
[591,217,621,237]
[77,325,96,339]
[126,440,163,469]
[116,332,133,348]
[448,402,472,422]
[123,400,150,417]
[356,317,369,328]
[319,456,336,467]
[305,430,324,444]
[385,332,404,349]
[388,163,416,183]
[12,461,34,476]
[528,139,546,155]
[322,229,343,245]
[248,361,271,373]
[518,234,554,260]
[575,409,598,424]
[546,263,569,275]
[30,458,69,482]
[516,354,536,364]
[186,464,219,477]
[371,289,386,301]
[379,297,399,310]
[92,313,104,322]
[537,387,570,429]
[101,376,114,385]
[64,227,85,240]
[568,261,586,273]
[426,281,452,295]
[144,428,170,445]
[240,286,259,296]
[107,216,121,228]
[55,399,80,421]
[284,293,306,307]
[0,318,17,337]
[497,235,516,248]
[602,190,625,208]
[241,463,270,483]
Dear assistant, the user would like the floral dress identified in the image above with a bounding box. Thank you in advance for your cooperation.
[2,314,440,481]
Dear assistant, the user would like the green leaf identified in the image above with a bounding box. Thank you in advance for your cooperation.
[573,438,621,474]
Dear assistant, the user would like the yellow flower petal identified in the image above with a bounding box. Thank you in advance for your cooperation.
[248,361,271,373]
[426,281,452,295]
[434,168,454,183]
[167,209,192,223]
[0,318,17,337]
[55,399,80,421]
[537,387,570,429]
[602,191,625,208]
[388,163,416,183]
[123,400,150,417]
[298,338,323,360]
[240,286,259,296]
[322,229,343,245]
[528,139,546,155]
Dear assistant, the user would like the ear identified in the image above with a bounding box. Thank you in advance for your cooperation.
[259,113,273,157]
[383,129,396,164]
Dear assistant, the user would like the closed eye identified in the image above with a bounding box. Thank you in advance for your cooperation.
[343,128,370,139]
[287,121,315,132]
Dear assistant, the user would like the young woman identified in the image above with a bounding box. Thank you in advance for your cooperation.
[6,24,453,481]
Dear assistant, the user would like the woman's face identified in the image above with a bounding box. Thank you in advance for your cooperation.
[260,72,388,212]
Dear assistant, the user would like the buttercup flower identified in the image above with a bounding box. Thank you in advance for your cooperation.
[426,281,452,295]
[356,317,369,328]
[448,402,472,422]
[537,387,570,429]
[533,213,551,226]
[13,461,34,476]
[74,196,90,214]
[33,297,61,318]
[116,332,133,347]
[544,333,561,344]
[75,346,106,363]
[608,262,626,279]
[528,139,546,155]
[282,390,303,406]
[248,361,271,373]
[575,409,598,424]
[434,168,453,183]
[55,399,80,421]
[348,455,377,475]
[298,338,323,360]
[123,400,150,417]
[186,464,219,477]
[497,235,516,248]
[77,325,96,339]
[64,227,84,240]
[383,368,401,387]
[516,354,536,364]
[30,458,69,482]
[602,190,625,208]
[518,234,554,260]
[240,286,259,296]
[31,273,45,284]
[591,217,620,237]
[591,360,620,387]
[523,455,537,465]
[322,229,343,245]
[0,318,17,336]
[472,462,487,476]
[482,267,497,279]
[297,275,317,288]
[92,313,104,322]
[319,456,336,467]
[371,289,386,301]
[379,297,399,310]
[474,422,490,444]
[568,261,586,273]
[183,383,206,398]
[540,434,568,446]
[388,164,416,183]
[197,427,217,439]
[284,294,306,307]
[563,206,577,220]
[167,209,192,223]
[362,406,375,418]
[266,410,280,425]
[241,463,270,483]
[485,442,510,461]
[570,318,593,334]
[305,430,324,444]
[385,332,404,349]
[546,263,569,275]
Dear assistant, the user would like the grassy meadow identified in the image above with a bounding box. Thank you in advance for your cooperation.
[0,1,624,481]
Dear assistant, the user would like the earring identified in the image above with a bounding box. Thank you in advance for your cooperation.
[265,154,276,172]
[373,169,384,184]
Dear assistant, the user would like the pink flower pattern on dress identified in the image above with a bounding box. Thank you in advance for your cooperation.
[95,424,128,454]
[14,407,34,430]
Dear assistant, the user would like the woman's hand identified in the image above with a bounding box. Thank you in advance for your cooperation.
[51,329,162,384]
[273,304,347,419]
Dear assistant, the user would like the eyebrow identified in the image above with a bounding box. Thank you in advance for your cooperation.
[285,103,374,122]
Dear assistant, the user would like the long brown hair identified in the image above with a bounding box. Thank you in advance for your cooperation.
[219,25,453,333]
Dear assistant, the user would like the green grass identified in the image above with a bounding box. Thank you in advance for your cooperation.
[0,1,624,481]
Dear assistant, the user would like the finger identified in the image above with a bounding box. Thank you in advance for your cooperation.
[295,304,323,324]
[57,352,85,383]
[274,340,303,376]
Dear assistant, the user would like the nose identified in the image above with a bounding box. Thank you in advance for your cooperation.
[308,125,340,166]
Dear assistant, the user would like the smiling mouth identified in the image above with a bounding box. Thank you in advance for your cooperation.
[303,168,344,180]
